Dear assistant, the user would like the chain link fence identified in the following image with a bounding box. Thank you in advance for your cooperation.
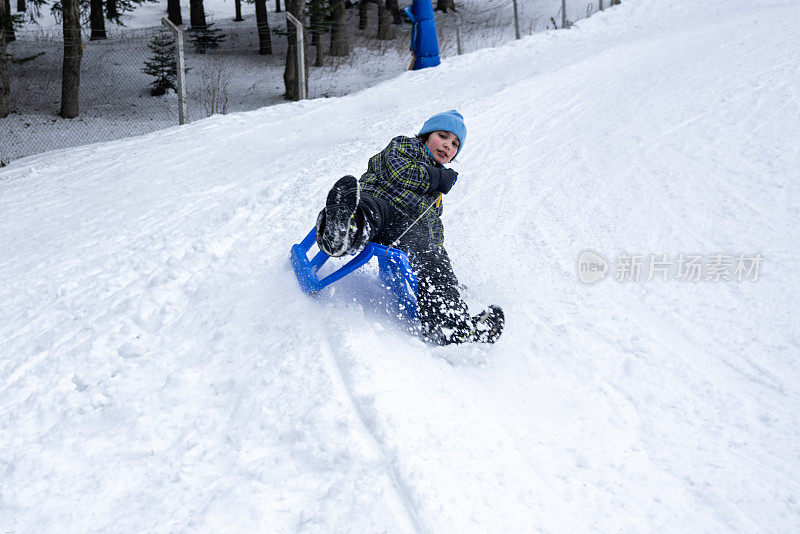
[434,0,616,55]
[2,1,621,164]
[2,18,290,162]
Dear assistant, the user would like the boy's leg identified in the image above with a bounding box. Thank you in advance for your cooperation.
[316,176,387,257]
[373,217,473,344]
[374,211,503,345]
[411,245,503,345]
[316,189,503,344]
[414,246,474,344]
[316,175,361,257]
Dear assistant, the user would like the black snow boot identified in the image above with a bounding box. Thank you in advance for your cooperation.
[421,305,504,346]
[470,305,504,344]
[316,175,372,257]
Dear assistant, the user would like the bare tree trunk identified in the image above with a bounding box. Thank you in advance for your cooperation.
[61,0,82,118]
[275,0,281,12]
[16,0,24,12]
[167,0,182,25]
[90,0,107,40]
[254,0,272,54]
[2,0,14,43]
[376,1,394,40]
[329,0,348,57]
[283,0,307,101]
[0,0,10,118]
[190,0,206,29]
[358,0,368,30]
[234,0,243,21]
[435,0,455,13]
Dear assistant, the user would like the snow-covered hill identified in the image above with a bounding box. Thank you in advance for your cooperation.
[2,0,799,531]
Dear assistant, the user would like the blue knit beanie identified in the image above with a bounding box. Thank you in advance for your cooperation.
[418,110,466,156]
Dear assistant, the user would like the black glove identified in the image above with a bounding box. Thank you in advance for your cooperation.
[425,165,458,194]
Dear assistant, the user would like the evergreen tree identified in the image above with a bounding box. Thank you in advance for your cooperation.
[309,0,332,66]
[89,0,106,40]
[142,29,177,96]
[254,0,272,55]
[47,0,154,27]
[376,0,394,40]
[328,0,348,57]
[189,22,226,54]
[387,0,402,23]
[2,0,15,42]
[104,0,154,24]
[358,0,368,30]
[435,0,454,13]
[60,0,82,118]
[283,0,307,100]
[189,0,205,28]
[167,0,181,25]
[0,0,10,118]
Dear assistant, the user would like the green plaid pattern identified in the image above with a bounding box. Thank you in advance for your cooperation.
[360,136,446,247]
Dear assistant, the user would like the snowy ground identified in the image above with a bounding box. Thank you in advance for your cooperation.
[3,0,597,162]
[2,0,800,531]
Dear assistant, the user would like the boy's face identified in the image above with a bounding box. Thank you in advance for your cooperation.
[425,130,460,164]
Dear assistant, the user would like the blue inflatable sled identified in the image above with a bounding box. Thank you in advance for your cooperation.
[405,0,440,70]
[290,228,419,319]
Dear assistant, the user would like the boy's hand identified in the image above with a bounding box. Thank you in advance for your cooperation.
[426,166,459,194]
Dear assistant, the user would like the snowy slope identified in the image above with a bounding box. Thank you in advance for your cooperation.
[2,0,800,531]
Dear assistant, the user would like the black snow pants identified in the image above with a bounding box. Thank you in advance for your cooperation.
[359,193,473,344]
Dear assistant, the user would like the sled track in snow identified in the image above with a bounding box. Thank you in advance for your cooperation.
[318,332,425,533]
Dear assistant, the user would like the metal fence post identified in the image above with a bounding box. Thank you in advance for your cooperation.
[512,0,521,40]
[285,12,306,101]
[161,17,188,125]
[455,13,463,54]
[561,0,567,29]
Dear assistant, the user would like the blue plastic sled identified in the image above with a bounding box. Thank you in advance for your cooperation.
[290,228,419,319]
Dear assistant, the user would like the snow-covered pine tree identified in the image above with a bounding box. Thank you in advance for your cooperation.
[142,29,177,96]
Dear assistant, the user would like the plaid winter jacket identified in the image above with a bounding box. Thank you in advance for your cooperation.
[360,136,446,247]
